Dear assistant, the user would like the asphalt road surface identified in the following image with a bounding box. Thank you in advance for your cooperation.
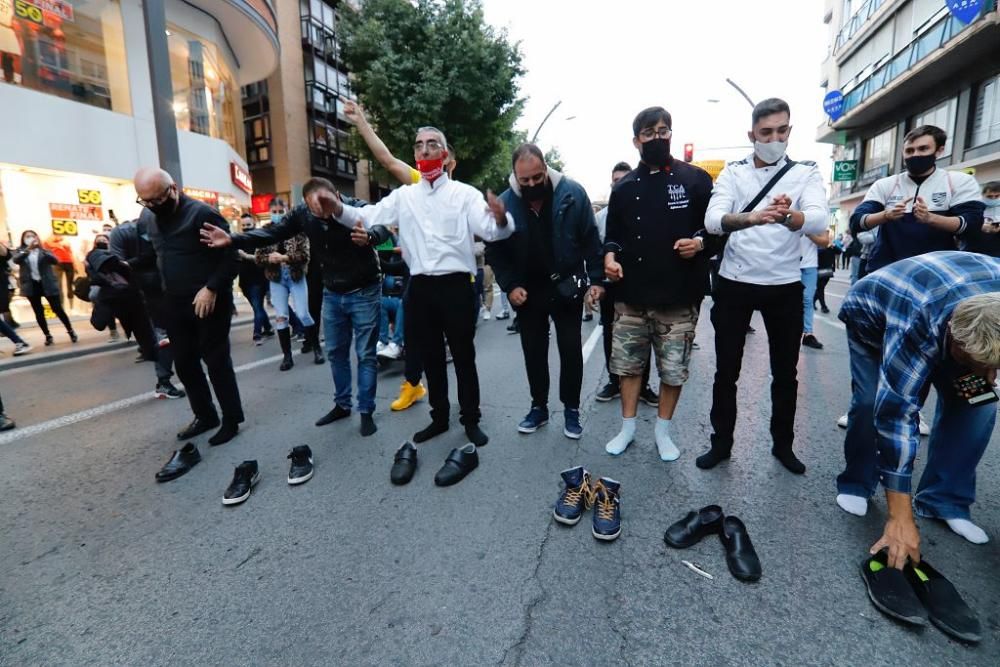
[2,279,998,665]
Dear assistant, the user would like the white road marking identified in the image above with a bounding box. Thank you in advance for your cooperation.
[0,354,284,445]
[582,323,603,363]
[815,314,846,331]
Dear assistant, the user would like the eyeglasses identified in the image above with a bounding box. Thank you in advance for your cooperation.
[136,184,173,208]
[413,139,444,152]
[638,127,672,141]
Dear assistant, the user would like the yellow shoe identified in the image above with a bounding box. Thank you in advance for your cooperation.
[391,381,426,411]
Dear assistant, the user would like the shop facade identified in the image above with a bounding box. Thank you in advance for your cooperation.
[0,0,277,318]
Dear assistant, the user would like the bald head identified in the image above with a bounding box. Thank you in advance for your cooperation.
[134,167,175,200]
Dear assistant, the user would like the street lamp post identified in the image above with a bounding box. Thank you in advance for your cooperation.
[725,78,755,109]
[531,100,562,143]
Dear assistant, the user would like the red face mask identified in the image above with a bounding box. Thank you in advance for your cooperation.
[416,157,445,182]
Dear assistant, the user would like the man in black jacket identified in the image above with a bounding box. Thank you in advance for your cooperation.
[201,177,391,437]
[487,144,604,440]
[603,107,716,462]
[133,167,242,446]
[109,219,185,399]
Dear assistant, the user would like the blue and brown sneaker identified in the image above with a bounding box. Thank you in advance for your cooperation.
[553,466,592,526]
[591,477,622,541]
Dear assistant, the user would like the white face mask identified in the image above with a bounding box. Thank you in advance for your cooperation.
[754,140,787,164]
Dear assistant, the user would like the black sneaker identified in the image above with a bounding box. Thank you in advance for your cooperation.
[595,381,620,402]
[506,320,520,335]
[802,334,824,350]
[553,466,592,526]
[223,461,260,505]
[155,381,186,400]
[640,386,658,407]
[287,446,314,485]
[0,414,15,431]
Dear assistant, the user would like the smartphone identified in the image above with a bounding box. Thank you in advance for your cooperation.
[953,373,999,406]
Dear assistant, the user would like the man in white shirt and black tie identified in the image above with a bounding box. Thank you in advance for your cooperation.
[301,127,513,485]
[702,98,829,474]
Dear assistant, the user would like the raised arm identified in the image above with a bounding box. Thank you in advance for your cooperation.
[344,100,417,186]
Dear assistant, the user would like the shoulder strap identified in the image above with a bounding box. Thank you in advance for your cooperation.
[740,159,797,214]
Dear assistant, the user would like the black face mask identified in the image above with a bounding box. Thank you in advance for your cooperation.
[148,193,178,218]
[94,241,109,250]
[904,153,937,176]
[640,138,671,168]
[521,181,547,202]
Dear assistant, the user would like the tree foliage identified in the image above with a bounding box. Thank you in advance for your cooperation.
[340,0,524,188]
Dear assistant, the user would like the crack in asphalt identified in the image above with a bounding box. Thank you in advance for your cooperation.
[498,518,555,667]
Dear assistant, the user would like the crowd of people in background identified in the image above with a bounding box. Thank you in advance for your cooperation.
[2,99,1000,588]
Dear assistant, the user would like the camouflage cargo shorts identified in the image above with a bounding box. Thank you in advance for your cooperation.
[610,303,699,386]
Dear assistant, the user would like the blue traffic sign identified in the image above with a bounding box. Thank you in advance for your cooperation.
[948,0,984,25]
[823,90,845,122]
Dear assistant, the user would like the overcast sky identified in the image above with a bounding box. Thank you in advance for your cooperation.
[480,0,833,200]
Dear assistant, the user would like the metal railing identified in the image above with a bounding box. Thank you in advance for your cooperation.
[840,5,993,117]
[833,0,889,56]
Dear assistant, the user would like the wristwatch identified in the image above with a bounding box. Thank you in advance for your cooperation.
[781,213,794,227]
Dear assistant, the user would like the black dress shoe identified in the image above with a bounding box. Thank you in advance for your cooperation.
[904,558,981,642]
[208,420,240,446]
[390,441,418,485]
[176,417,220,441]
[315,405,350,426]
[156,442,201,482]
[360,413,377,437]
[861,550,927,626]
[719,516,762,582]
[664,505,724,549]
[434,444,479,487]
[695,446,731,470]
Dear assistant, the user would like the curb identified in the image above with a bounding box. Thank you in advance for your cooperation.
[0,318,255,372]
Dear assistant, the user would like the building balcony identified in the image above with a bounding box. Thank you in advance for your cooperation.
[186,1,279,84]
[818,4,999,143]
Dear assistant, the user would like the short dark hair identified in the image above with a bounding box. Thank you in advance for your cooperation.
[752,98,790,127]
[983,181,1000,195]
[904,124,947,149]
[511,143,546,169]
[632,107,672,137]
[303,177,336,199]
[240,212,253,221]
[270,197,287,209]
[612,161,632,174]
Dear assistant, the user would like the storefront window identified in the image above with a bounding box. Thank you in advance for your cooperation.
[864,127,894,170]
[971,73,1000,148]
[0,0,130,113]
[912,97,957,157]
[167,23,239,154]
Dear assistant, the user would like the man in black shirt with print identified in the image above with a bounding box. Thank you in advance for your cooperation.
[134,167,242,446]
[603,107,716,462]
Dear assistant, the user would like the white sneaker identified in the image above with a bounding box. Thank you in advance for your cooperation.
[379,342,402,359]
[837,414,848,429]
[13,342,30,356]
[376,341,387,355]
[482,309,492,321]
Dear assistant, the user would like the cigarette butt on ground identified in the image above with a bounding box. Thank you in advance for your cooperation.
[681,560,714,580]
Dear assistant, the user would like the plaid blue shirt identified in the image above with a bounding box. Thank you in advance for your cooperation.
[839,251,1000,493]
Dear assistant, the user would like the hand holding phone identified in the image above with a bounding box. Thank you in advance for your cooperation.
[953,373,999,406]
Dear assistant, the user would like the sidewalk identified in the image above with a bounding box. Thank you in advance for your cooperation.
[0,296,256,372]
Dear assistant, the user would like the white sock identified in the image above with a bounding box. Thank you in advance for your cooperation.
[654,417,679,461]
[945,518,989,544]
[605,417,636,455]
[836,494,868,517]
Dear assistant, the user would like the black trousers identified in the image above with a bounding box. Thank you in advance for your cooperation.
[405,273,480,425]
[163,290,244,423]
[307,269,323,331]
[517,284,583,410]
[26,283,72,336]
[709,276,803,452]
[600,291,650,387]
[401,286,424,386]
[144,291,175,383]
[814,275,831,310]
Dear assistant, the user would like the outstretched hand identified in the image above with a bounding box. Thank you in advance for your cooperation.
[200,223,233,248]
[486,190,507,226]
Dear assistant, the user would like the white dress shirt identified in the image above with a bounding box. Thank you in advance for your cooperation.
[799,235,818,269]
[705,154,829,285]
[336,174,513,276]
